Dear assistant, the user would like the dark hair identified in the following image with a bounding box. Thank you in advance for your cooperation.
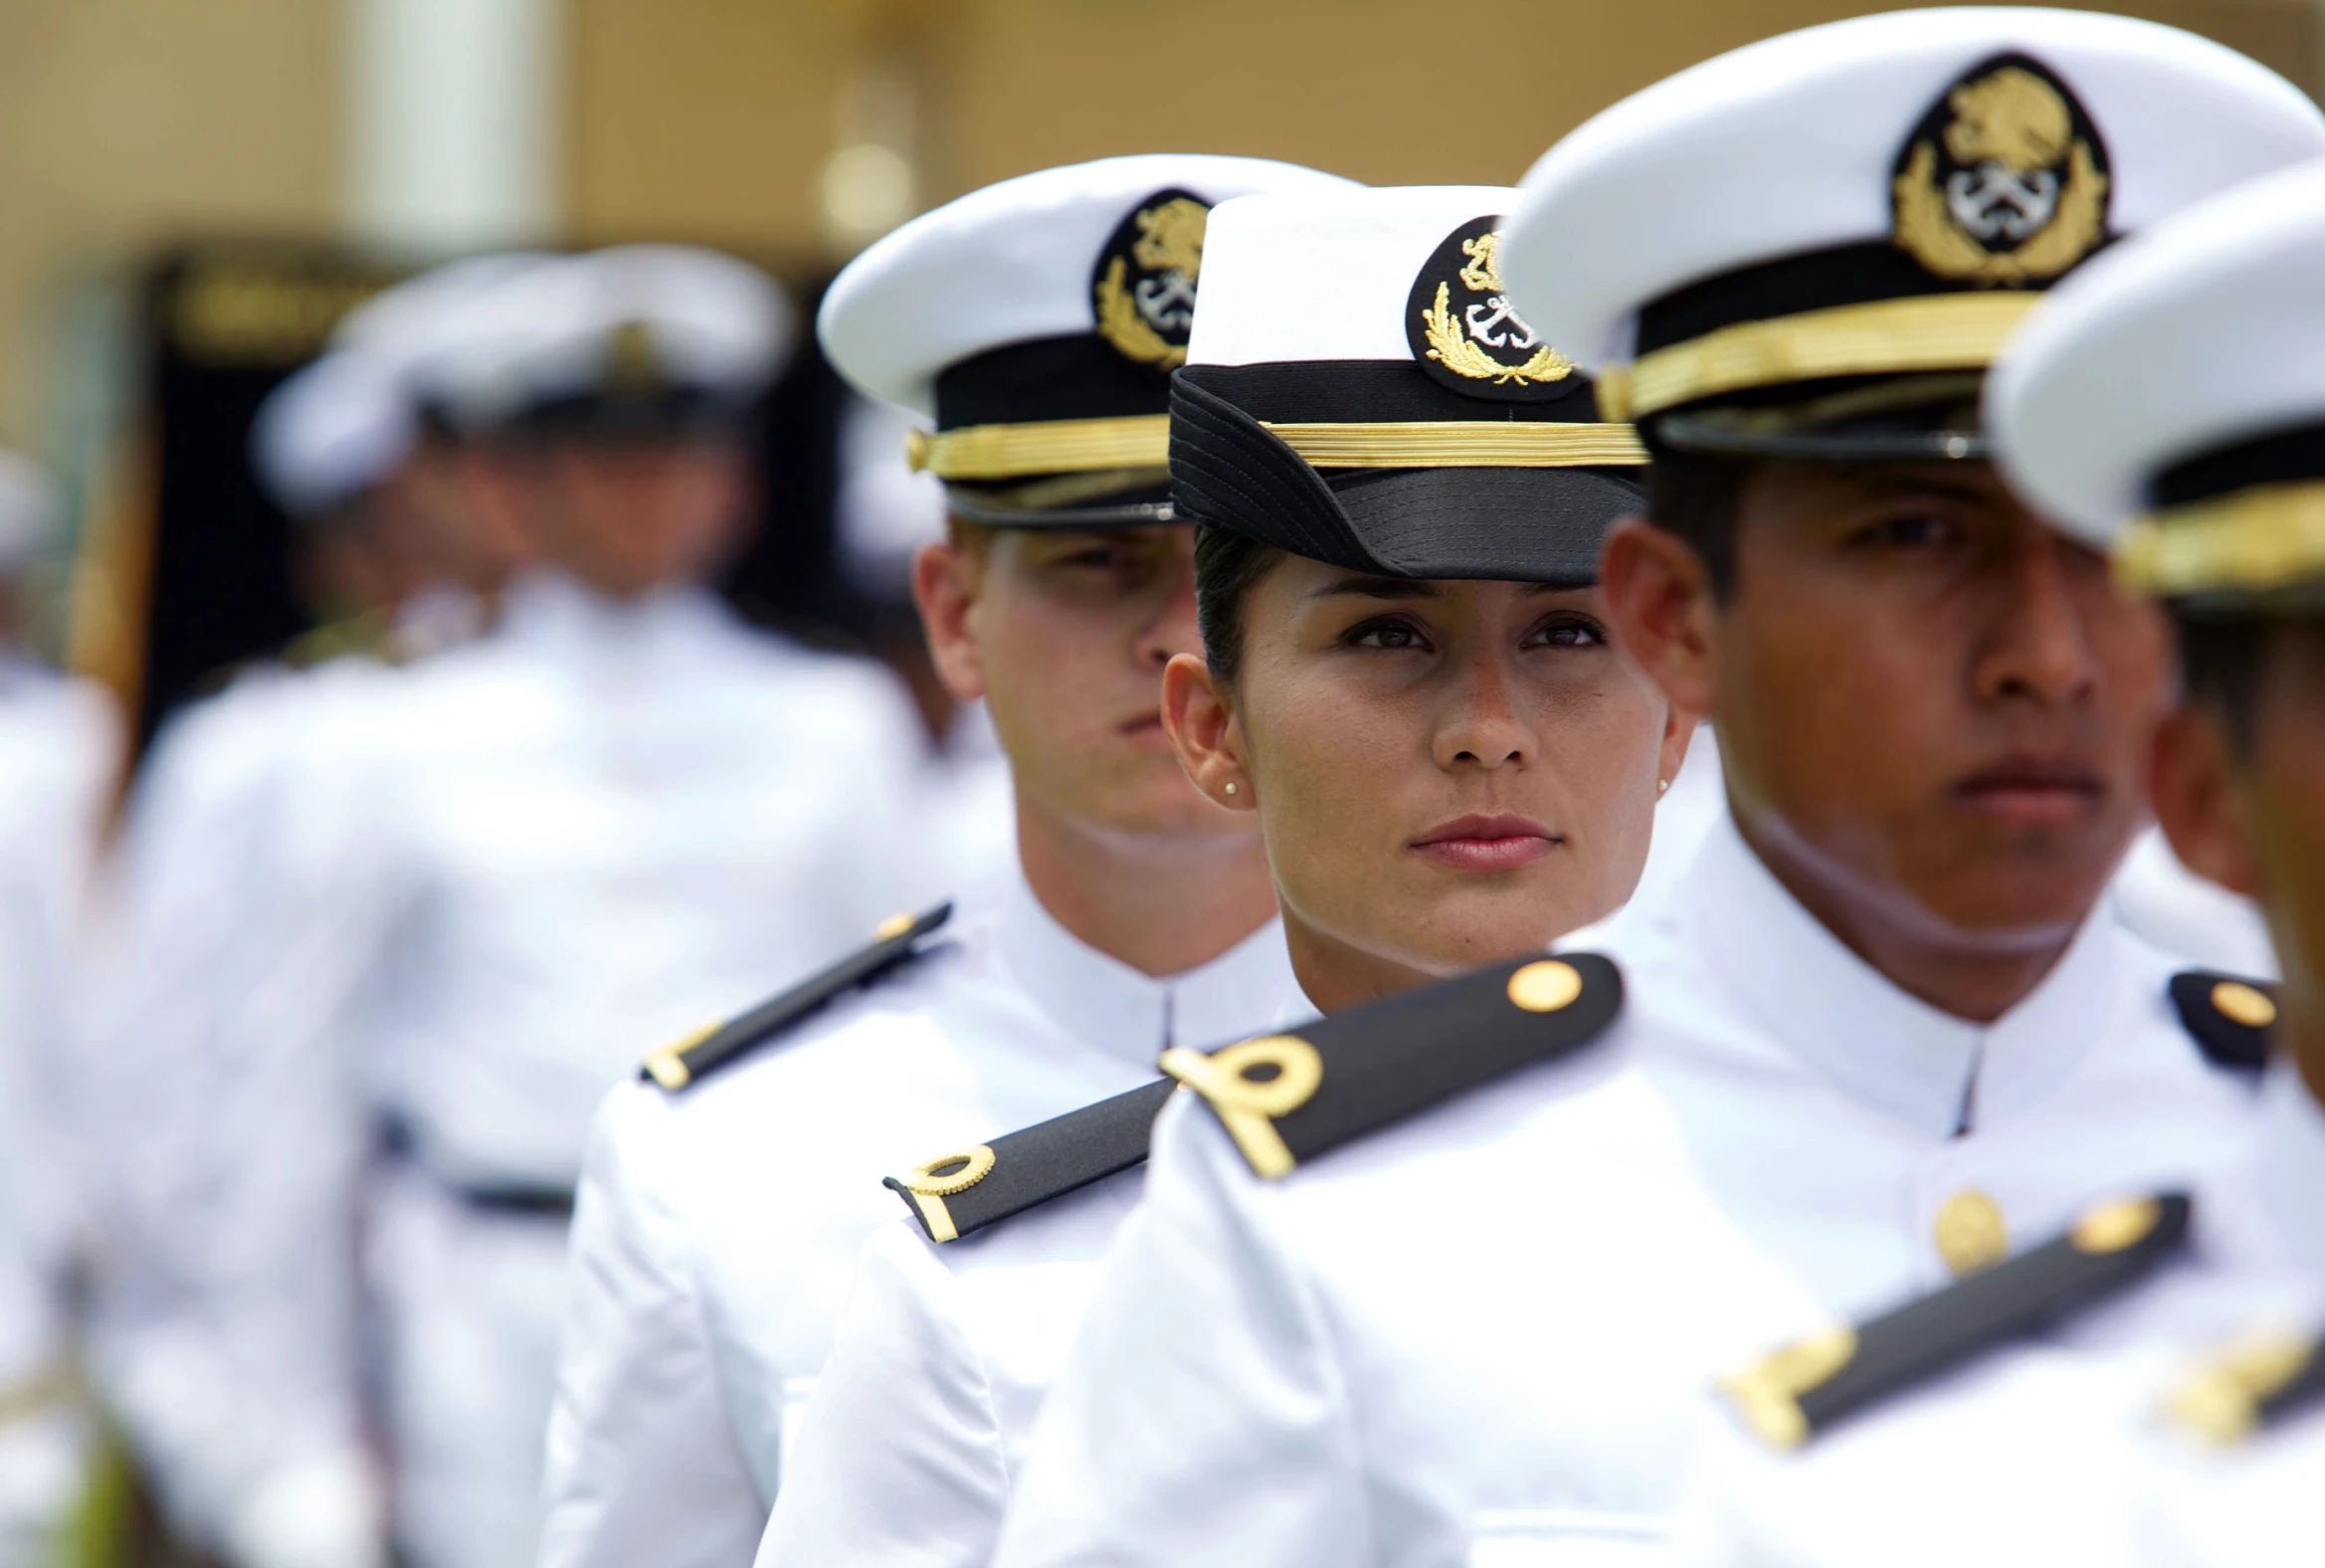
[1642,440,1749,598]
[1193,524,1286,686]
[2173,611,2281,756]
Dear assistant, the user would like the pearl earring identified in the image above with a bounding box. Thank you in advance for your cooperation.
[1656,779,1669,796]
[1224,781,1239,796]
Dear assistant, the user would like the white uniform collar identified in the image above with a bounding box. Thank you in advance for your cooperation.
[1684,812,2121,1139]
[2252,1062,2325,1288]
[499,569,726,652]
[990,868,1297,1074]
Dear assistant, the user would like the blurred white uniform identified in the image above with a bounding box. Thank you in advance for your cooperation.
[84,261,531,1568]
[540,886,1299,1568]
[238,567,929,1568]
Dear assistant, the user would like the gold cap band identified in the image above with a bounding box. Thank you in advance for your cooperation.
[1260,420,1647,470]
[2117,481,2325,599]
[1598,293,2044,423]
[905,415,1170,483]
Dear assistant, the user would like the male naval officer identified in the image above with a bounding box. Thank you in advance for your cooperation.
[113,244,932,1568]
[83,254,549,1568]
[535,155,1348,1568]
[987,14,2325,1566]
[1673,156,2325,1568]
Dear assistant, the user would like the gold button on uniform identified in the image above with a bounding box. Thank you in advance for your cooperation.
[2211,979,2277,1029]
[1933,1191,2009,1276]
[1506,960,1583,1013]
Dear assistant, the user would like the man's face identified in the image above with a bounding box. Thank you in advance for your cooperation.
[925,524,1251,846]
[1707,461,2171,942]
[533,435,753,598]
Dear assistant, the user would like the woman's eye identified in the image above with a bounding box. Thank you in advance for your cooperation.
[1347,619,1430,651]
[1528,617,1606,649]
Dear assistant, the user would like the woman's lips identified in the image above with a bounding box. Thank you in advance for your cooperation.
[1410,814,1560,872]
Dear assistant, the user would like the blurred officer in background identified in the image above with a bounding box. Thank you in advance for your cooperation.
[537,155,1349,1568]
[0,451,111,1568]
[94,242,940,1568]
[82,253,547,1568]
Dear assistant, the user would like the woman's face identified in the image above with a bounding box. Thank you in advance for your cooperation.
[1168,553,1689,1009]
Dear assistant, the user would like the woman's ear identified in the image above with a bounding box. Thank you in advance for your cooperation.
[2151,702,2263,900]
[1161,652,1254,810]
[913,538,988,703]
[1601,518,1717,720]
[1654,704,1700,801]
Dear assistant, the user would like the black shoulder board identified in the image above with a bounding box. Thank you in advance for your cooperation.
[2167,1320,2325,1447]
[2169,969,2277,1074]
[1159,952,1623,1180]
[1722,1192,2193,1451]
[885,1078,1177,1245]
[639,903,952,1092]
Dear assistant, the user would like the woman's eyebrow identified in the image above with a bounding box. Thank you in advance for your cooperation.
[1308,575,1436,602]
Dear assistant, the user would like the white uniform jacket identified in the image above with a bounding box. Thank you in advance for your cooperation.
[990,816,2262,1568]
[1671,1060,2325,1568]
[755,1170,1137,1568]
[102,573,934,1568]
[537,881,1302,1568]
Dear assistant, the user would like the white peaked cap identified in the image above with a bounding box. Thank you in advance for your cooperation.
[0,452,60,570]
[330,251,556,370]
[250,349,417,516]
[820,154,1359,418]
[1500,7,2325,373]
[1170,185,1644,583]
[1189,185,1522,366]
[416,246,793,431]
[1991,159,2325,552]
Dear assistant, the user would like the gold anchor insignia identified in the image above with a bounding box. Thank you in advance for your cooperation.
[1892,61,2107,285]
[1094,195,1209,369]
[1420,230,1573,387]
[894,1144,998,1244]
[1160,1034,1324,1179]
[1721,1324,1859,1451]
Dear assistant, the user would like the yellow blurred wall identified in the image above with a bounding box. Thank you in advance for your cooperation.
[568,0,2324,257]
[0,0,341,445]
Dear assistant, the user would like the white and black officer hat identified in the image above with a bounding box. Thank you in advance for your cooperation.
[415,246,793,439]
[250,348,414,518]
[819,154,1358,527]
[1990,158,2325,613]
[1499,8,2325,462]
[1171,185,1645,581]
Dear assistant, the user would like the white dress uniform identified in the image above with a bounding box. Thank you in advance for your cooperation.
[988,17,2325,1565]
[1669,148,2325,1568]
[991,816,2258,1567]
[536,152,1353,1568]
[263,568,929,1568]
[540,889,1303,1568]
[82,260,540,1568]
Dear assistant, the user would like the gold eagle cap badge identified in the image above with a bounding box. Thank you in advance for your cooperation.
[1891,53,2111,286]
[1405,215,1574,402]
[1091,188,1211,370]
